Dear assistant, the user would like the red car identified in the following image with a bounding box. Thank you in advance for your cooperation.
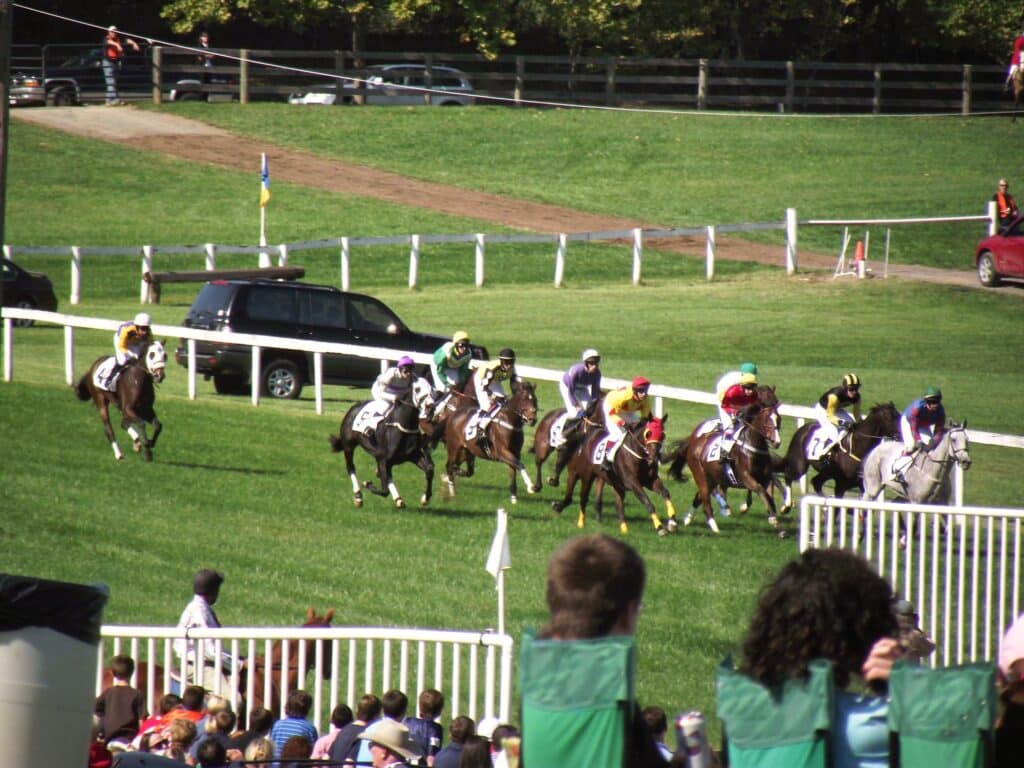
[975,215,1024,287]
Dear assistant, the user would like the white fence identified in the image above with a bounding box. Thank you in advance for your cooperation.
[2,206,998,303]
[98,625,513,731]
[800,495,1023,668]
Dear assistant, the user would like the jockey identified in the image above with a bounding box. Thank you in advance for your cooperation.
[600,376,652,471]
[718,372,759,466]
[900,386,946,454]
[716,362,757,409]
[560,348,602,425]
[372,355,418,409]
[108,312,152,388]
[432,330,473,396]
[1008,29,1024,86]
[811,373,863,460]
[473,348,520,433]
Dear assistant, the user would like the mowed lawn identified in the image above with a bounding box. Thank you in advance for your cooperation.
[3,108,1023,743]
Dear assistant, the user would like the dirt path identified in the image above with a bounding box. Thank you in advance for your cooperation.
[13,106,989,289]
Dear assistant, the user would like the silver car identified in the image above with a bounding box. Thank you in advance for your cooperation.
[288,64,475,106]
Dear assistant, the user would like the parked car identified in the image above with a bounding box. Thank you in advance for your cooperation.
[2,258,58,326]
[174,279,487,399]
[288,64,475,106]
[974,214,1024,287]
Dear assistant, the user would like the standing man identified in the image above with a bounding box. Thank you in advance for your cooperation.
[197,31,213,83]
[994,179,1018,230]
[175,569,238,692]
[103,25,140,106]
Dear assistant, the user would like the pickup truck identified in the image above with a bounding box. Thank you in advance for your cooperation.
[8,44,233,107]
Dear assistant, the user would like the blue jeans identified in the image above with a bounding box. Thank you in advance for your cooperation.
[102,58,118,101]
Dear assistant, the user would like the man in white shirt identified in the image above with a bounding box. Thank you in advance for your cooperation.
[176,569,238,693]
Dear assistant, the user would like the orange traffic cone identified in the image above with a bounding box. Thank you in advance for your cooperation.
[854,240,866,278]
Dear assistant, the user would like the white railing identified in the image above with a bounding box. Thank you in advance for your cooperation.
[98,625,513,730]
[3,206,997,302]
[799,495,1023,668]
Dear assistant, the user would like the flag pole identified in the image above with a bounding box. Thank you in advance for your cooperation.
[259,153,269,267]
[497,563,506,636]
[485,507,510,636]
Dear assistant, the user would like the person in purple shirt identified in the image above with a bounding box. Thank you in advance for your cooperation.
[551,348,602,451]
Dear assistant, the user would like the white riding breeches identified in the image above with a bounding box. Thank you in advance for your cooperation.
[900,416,936,451]
[559,381,594,417]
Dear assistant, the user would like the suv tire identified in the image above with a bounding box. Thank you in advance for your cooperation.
[262,359,303,399]
[213,372,249,395]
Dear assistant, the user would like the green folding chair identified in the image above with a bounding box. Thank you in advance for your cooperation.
[520,629,637,768]
[887,660,996,768]
[716,658,835,768]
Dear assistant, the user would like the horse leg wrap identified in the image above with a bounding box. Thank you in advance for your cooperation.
[665,500,677,519]
[127,425,141,443]
[388,482,400,501]
[349,472,361,494]
[650,513,663,530]
[577,510,586,529]
[619,521,629,535]
[708,517,720,533]
[111,442,124,461]
[519,467,536,493]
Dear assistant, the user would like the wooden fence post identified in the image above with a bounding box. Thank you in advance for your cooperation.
[988,201,998,236]
[239,49,249,104]
[277,244,288,267]
[409,235,420,289]
[64,325,74,386]
[705,225,716,281]
[514,56,524,105]
[70,246,81,305]
[962,64,972,116]
[785,61,794,113]
[475,233,485,287]
[340,237,350,291]
[785,209,798,275]
[631,228,642,285]
[605,58,616,107]
[698,59,708,110]
[151,45,162,105]
[872,65,882,115]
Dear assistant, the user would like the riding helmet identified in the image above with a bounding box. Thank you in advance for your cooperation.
[842,373,861,389]
[739,372,757,386]
[499,348,516,361]
[581,348,600,364]
[632,375,651,390]
[452,330,470,345]
[134,312,152,327]
[397,355,415,369]
[924,386,942,402]
[740,362,758,376]
[193,568,224,597]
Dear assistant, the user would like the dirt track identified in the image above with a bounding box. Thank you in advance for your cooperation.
[12,106,989,289]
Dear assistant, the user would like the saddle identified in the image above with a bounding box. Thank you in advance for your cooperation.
[352,401,391,435]
[92,357,119,392]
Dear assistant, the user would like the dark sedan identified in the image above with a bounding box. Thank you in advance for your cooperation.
[2,258,58,326]
[975,215,1024,287]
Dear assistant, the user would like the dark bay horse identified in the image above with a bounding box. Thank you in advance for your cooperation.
[441,381,539,504]
[682,402,781,533]
[101,607,334,719]
[329,379,436,508]
[75,340,166,462]
[529,400,603,489]
[552,416,677,535]
[777,402,901,513]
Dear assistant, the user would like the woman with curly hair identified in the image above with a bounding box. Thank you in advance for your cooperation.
[739,548,903,768]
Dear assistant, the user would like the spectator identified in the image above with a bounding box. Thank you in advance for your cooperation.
[189,709,237,764]
[994,179,1019,230]
[279,734,313,767]
[102,25,140,106]
[226,706,273,753]
[94,654,147,749]
[197,31,213,83]
[737,548,902,768]
[997,613,1024,766]
[403,688,445,764]
[641,706,673,762]
[243,737,275,764]
[351,689,409,767]
[270,690,318,755]
[311,703,354,759]
[88,719,113,768]
[134,693,181,749]
[195,738,229,767]
[176,568,240,693]
[490,724,519,768]
[532,533,667,766]
[155,716,197,761]
[458,735,492,768]
[165,685,207,726]
[357,719,423,768]
[434,716,475,768]
[328,693,381,764]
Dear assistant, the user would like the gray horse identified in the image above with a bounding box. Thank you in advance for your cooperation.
[861,422,971,504]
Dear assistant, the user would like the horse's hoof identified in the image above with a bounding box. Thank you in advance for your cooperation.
[551,501,563,514]
[619,522,629,535]
[683,512,694,527]
[420,495,430,506]
[708,517,720,533]
[395,498,406,509]
[510,495,518,505]
[133,442,142,453]
[739,503,749,514]
[768,515,779,528]
[666,518,678,533]
[721,506,732,517]
[546,477,559,487]
[527,484,539,494]
[780,505,792,516]
[777,529,788,539]
[142,451,153,463]
[657,526,668,537]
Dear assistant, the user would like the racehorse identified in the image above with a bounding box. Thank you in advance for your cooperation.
[75,339,166,462]
[682,402,781,532]
[861,422,971,504]
[777,402,901,513]
[663,384,780,516]
[100,607,334,719]
[329,378,436,508]
[441,381,539,504]
[529,400,603,489]
[552,416,676,535]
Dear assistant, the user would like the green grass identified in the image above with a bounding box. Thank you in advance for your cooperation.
[3,108,1024,744]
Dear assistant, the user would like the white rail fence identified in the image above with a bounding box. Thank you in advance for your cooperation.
[800,495,1023,668]
[98,625,513,731]
[2,206,996,303]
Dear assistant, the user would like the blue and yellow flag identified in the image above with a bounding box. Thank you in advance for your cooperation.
[260,154,270,207]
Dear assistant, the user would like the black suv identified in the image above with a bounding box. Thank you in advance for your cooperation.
[174,279,486,399]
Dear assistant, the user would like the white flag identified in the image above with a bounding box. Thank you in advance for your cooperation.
[485,507,511,580]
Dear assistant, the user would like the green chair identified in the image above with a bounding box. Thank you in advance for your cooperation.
[716,658,835,768]
[520,629,637,768]
[887,660,996,768]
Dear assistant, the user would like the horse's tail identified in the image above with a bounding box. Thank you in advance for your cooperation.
[328,433,343,452]
[664,438,689,482]
[74,373,92,401]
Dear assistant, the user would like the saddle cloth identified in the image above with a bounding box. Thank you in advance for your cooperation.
[463,412,483,441]
[591,439,612,466]
[92,357,118,392]
[695,418,719,438]
[704,436,725,463]
[549,412,572,448]
[352,401,390,435]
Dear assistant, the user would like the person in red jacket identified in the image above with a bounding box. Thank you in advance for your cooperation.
[993,179,1019,230]
[1007,29,1024,88]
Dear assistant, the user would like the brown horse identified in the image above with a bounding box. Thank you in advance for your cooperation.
[682,402,781,533]
[441,381,539,504]
[552,416,676,535]
[529,400,604,489]
[100,607,334,719]
[75,340,166,461]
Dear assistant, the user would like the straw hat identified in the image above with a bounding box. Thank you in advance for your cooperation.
[357,720,423,760]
